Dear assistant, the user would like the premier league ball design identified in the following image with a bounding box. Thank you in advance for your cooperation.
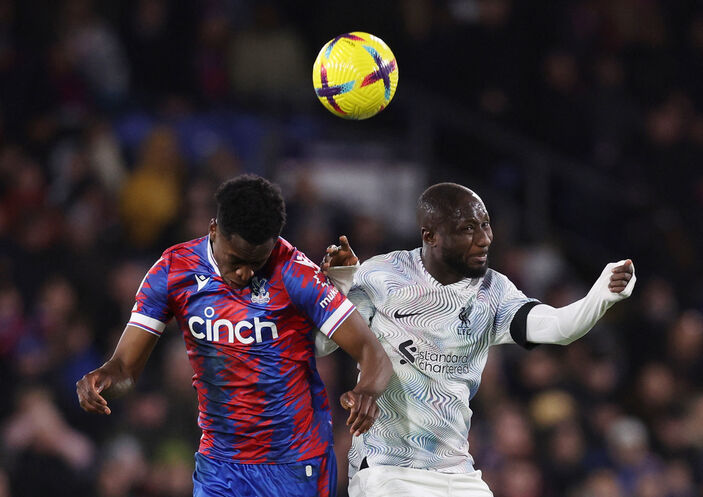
[312,32,399,120]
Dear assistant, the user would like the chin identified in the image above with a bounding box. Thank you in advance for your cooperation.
[443,251,489,279]
[458,257,489,278]
[464,264,488,278]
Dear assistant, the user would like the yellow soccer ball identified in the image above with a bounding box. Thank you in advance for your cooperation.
[312,32,398,120]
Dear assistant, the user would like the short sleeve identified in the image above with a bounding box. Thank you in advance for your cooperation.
[128,253,173,337]
[282,250,355,338]
[347,285,376,327]
[491,273,540,348]
[347,256,391,323]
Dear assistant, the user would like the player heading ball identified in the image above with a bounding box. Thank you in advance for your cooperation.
[77,174,392,497]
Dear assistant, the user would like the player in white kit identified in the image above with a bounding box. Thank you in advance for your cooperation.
[319,182,636,497]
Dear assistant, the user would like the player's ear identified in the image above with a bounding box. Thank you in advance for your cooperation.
[421,227,437,247]
[209,218,217,239]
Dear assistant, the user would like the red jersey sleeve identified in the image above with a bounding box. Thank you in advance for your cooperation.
[282,250,355,338]
[128,252,173,337]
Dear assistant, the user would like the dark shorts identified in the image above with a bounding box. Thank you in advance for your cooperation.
[192,448,337,497]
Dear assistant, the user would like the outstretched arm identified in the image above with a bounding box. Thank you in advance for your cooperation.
[76,326,158,414]
[526,259,636,345]
[331,310,392,436]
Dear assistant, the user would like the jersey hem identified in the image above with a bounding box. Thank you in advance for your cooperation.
[197,444,330,465]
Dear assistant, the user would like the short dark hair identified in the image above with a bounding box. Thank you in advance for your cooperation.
[215,174,286,244]
[417,182,474,229]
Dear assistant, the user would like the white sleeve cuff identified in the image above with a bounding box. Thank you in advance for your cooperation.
[128,312,167,337]
[319,299,355,337]
[326,262,360,296]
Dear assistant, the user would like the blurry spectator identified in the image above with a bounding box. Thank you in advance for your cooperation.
[666,310,703,386]
[158,337,199,445]
[623,277,678,365]
[120,0,197,104]
[1,152,47,231]
[54,318,103,409]
[0,469,8,497]
[13,276,78,381]
[634,471,668,497]
[179,177,218,241]
[664,459,697,497]
[202,145,242,183]
[227,2,308,109]
[605,416,663,495]
[542,419,589,494]
[87,119,128,196]
[535,49,591,156]
[496,459,543,497]
[515,347,564,398]
[2,387,95,496]
[283,173,344,257]
[119,126,183,248]
[491,402,536,460]
[58,0,130,109]
[194,10,231,103]
[529,390,577,430]
[508,243,569,299]
[145,439,194,497]
[0,283,26,362]
[95,435,148,497]
[683,394,703,450]
[630,362,678,425]
[588,54,639,172]
[577,468,626,497]
[348,213,390,262]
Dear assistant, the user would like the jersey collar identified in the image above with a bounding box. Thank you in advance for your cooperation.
[415,247,480,289]
[206,234,222,276]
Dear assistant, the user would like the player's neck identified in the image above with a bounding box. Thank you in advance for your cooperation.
[421,248,464,286]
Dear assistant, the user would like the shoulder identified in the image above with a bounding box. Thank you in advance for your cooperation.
[150,237,210,285]
[163,236,208,260]
[359,249,416,272]
[275,236,295,257]
[269,237,303,265]
[274,237,322,283]
[478,268,527,301]
[356,249,420,289]
[479,269,509,291]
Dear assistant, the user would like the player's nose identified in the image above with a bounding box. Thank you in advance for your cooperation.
[234,266,255,286]
[475,226,492,247]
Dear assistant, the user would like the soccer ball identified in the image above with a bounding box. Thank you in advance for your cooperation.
[312,32,398,120]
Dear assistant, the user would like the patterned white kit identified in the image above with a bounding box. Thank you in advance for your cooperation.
[347,248,537,481]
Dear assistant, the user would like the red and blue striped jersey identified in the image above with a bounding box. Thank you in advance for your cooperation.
[128,235,355,463]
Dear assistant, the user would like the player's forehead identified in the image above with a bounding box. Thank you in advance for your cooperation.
[448,193,489,225]
[218,231,275,262]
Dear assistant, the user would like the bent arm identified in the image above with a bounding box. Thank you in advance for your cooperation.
[331,310,392,435]
[333,310,391,395]
[526,260,636,345]
[76,325,159,414]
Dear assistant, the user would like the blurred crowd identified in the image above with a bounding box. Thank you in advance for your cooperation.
[1,0,702,496]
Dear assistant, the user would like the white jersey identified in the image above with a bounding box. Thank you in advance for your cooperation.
[348,248,538,477]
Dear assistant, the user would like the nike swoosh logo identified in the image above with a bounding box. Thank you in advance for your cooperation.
[196,275,210,292]
[393,310,422,319]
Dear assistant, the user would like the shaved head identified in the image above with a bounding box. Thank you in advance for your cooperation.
[417,183,485,231]
[417,182,493,283]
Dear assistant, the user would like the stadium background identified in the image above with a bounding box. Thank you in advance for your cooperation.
[1,0,702,496]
